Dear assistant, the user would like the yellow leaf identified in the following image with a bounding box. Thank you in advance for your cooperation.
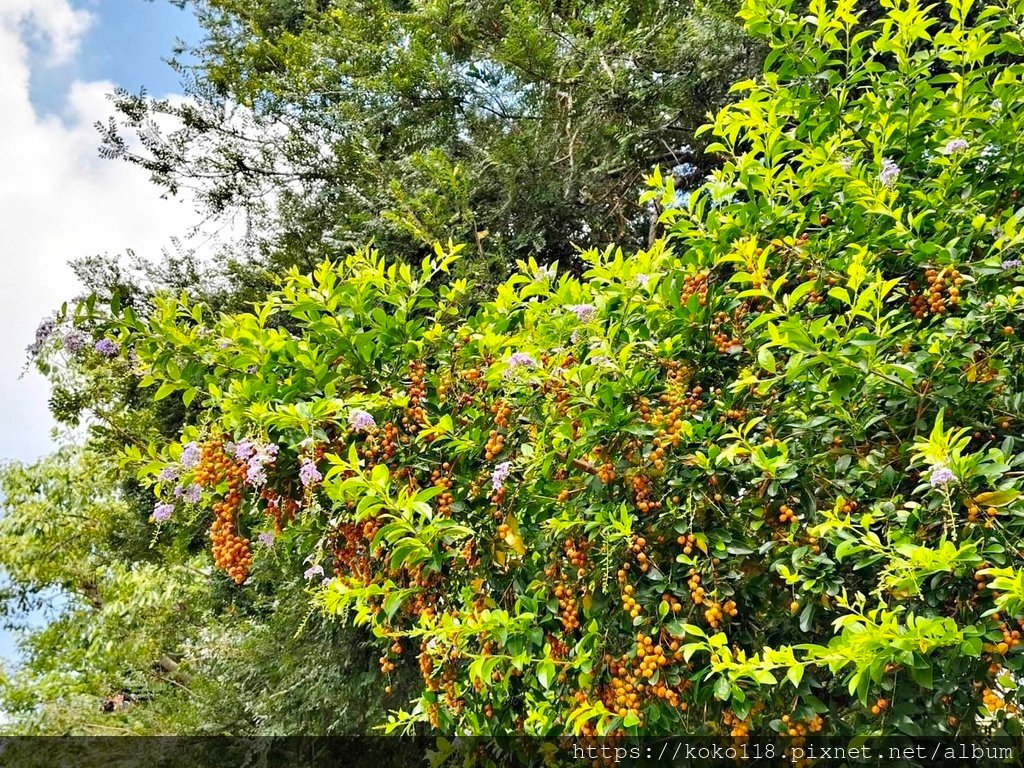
[973,490,1020,507]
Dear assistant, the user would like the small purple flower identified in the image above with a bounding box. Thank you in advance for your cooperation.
[304,564,325,580]
[491,461,512,491]
[234,439,255,462]
[930,466,956,488]
[940,138,969,156]
[634,273,651,289]
[257,531,276,547]
[839,156,854,172]
[1002,259,1022,270]
[62,330,88,353]
[567,304,596,323]
[246,462,267,487]
[94,338,119,356]
[299,458,323,487]
[180,442,201,470]
[153,503,174,523]
[348,409,376,432]
[235,441,279,487]
[27,317,56,356]
[505,352,538,377]
[878,158,900,188]
[182,484,202,504]
[158,465,181,483]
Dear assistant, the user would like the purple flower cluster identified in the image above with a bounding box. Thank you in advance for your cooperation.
[839,156,854,171]
[930,466,956,488]
[299,458,323,487]
[180,441,201,470]
[348,408,376,432]
[257,531,276,547]
[153,503,174,523]
[304,563,325,580]
[94,338,119,357]
[491,461,512,491]
[62,330,88,354]
[174,483,202,504]
[940,138,969,156]
[27,318,56,356]
[878,158,900,188]
[234,439,279,486]
[1002,259,1022,270]
[567,304,597,323]
[158,465,181,483]
[505,352,538,377]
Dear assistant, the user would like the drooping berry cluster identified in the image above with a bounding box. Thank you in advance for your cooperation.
[195,438,252,584]
[908,267,963,318]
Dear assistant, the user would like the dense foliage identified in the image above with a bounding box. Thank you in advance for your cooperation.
[61,0,1024,746]
[104,0,758,286]
[0,447,406,735]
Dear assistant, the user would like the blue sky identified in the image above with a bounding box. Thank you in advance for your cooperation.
[30,1,200,114]
[0,0,201,671]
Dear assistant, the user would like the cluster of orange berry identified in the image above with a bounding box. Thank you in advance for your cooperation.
[491,400,511,428]
[564,538,588,578]
[680,269,710,307]
[631,475,661,514]
[260,487,297,532]
[635,636,670,680]
[677,533,698,556]
[193,438,253,584]
[431,464,454,517]
[544,552,582,633]
[722,407,747,423]
[686,569,705,605]
[711,309,745,354]
[193,436,231,487]
[620,582,641,619]
[405,361,427,428]
[985,617,1022,655]
[800,269,832,305]
[552,582,580,633]
[642,366,703,462]
[967,502,1001,524]
[490,483,507,506]
[484,430,505,460]
[869,697,889,716]
[908,267,963,318]
[778,504,798,524]
[782,713,823,738]
[630,536,650,574]
[603,635,687,724]
[360,421,399,465]
[704,599,737,629]
[205,462,252,583]
[981,687,1016,714]
[379,639,402,676]
[783,714,825,768]
[329,521,374,583]
[723,710,751,741]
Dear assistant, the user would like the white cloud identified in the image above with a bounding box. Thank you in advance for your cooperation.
[0,1,201,463]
